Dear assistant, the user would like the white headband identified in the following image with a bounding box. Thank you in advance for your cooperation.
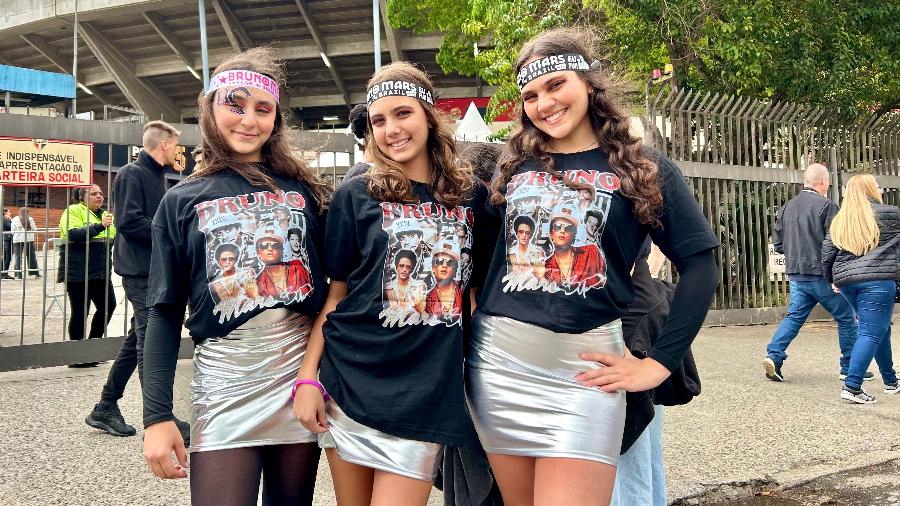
[207,70,280,103]
[516,53,593,89]
[366,80,434,108]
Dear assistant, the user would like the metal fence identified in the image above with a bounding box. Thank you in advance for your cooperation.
[646,86,900,310]
[0,115,356,371]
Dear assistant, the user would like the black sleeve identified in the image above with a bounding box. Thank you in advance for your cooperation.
[647,249,718,372]
[142,303,185,428]
[66,223,106,243]
[470,185,498,289]
[648,157,720,262]
[821,233,837,284]
[323,182,361,281]
[112,169,152,244]
[822,201,838,232]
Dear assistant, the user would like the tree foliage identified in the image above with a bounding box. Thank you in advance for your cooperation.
[592,0,900,116]
[388,0,587,120]
[388,0,900,119]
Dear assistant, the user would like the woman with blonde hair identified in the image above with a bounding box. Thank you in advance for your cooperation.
[823,174,900,404]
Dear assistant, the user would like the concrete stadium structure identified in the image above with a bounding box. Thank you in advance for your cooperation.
[0,0,495,127]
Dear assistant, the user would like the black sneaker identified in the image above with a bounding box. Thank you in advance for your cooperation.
[763,357,784,382]
[885,382,899,394]
[839,371,875,381]
[68,362,100,368]
[174,417,191,446]
[85,403,137,437]
[841,386,877,404]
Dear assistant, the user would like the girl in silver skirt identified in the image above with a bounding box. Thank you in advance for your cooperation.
[466,315,626,465]
[471,28,720,505]
[191,309,317,452]
[293,62,488,506]
[142,48,332,506]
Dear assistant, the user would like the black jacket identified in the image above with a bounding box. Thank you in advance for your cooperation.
[822,202,900,286]
[2,217,10,244]
[773,188,837,277]
[56,207,114,283]
[112,150,168,278]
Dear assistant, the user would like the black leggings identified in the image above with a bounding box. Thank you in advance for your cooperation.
[66,280,117,341]
[189,442,321,506]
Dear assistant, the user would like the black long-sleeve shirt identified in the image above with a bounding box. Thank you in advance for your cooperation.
[112,150,167,278]
[142,304,183,427]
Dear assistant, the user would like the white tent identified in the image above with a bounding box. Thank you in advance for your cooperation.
[454,101,495,142]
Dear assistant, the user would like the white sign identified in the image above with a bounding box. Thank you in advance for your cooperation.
[768,242,786,280]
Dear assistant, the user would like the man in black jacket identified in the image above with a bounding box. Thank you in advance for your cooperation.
[763,163,863,383]
[85,121,191,441]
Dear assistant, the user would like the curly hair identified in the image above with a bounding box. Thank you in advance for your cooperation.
[364,62,475,208]
[461,142,504,186]
[349,103,369,148]
[513,215,536,235]
[189,47,332,212]
[492,28,663,227]
[393,249,418,268]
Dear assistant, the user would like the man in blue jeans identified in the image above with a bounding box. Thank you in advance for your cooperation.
[763,163,869,382]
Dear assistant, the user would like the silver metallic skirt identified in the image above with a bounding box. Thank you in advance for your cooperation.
[189,308,316,453]
[465,313,626,466]
[318,401,443,482]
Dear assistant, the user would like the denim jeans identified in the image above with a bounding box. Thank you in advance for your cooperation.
[766,279,857,373]
[838,280,898,390]
[611,405,666,506]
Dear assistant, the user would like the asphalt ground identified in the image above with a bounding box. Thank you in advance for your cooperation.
[1,320,898,505]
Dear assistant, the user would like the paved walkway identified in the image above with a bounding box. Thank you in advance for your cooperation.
[1,322,898,505]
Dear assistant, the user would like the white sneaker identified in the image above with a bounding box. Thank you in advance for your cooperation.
[841,386,877,404]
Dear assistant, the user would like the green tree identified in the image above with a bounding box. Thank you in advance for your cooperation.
[592,0,900,116]
[388,0,586,120]
[389,0,900,118]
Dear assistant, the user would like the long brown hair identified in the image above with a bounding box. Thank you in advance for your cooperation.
[492,28,663,227]
[364,62,474,208]
[189,47,332,211]
[18,207,30,231]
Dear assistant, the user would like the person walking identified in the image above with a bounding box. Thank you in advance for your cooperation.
[763,163,866,382]
[84,120,191,440]
[822,174,899,404]
[11,207,39,278]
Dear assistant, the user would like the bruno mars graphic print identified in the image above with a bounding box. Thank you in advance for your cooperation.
[378,201,474,328]
[196,190,314,323]
[503,170,619,295]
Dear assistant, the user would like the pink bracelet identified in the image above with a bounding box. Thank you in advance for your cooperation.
[291,379,330,401]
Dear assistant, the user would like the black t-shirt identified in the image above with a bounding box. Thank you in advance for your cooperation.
[319,176,490,446]
[477,148,718,333]
[148,169,327,342]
